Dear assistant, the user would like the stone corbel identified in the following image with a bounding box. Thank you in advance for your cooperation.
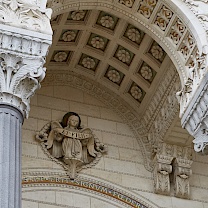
[173,158,193,199]
[153,154,173,195]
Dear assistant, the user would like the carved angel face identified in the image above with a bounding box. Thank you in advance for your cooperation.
[67,115,79,128]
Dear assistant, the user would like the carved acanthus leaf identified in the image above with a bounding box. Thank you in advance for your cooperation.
[0,53,46,117]
[0,0,52,34]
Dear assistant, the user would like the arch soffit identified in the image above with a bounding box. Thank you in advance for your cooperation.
[49,0,208,87]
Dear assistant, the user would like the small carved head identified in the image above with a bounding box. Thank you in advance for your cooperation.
[68,115,79,128]
[62,112,81,129]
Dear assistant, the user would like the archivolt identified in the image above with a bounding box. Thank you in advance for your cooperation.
[48,0,208,87]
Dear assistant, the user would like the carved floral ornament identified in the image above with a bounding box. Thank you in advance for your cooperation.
[62,31,76,42]
[100,15,114,28]
[0,53,46,118]
[36,112,107,179]
[0,0,52,34]
[91,36,105,49]
[107,69,121,83]
[71,10,86,21]
[126,28,141,42]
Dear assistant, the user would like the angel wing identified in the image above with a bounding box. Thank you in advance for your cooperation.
[81,128,98,157]
[45,121,63,149]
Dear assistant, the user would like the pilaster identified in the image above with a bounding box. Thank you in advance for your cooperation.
[0,105,23,208]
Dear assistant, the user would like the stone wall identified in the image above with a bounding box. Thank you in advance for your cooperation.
[22,85,208,208]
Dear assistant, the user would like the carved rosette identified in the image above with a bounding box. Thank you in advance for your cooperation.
[0,0,52,118]
[173,158,193,199]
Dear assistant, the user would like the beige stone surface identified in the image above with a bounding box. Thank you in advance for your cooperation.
[22,85,208,208]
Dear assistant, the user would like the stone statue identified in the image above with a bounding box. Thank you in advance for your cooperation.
[36,112,107,179]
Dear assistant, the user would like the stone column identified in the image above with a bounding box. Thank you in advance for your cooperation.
[0,1,52,207]
[0,105,23,208]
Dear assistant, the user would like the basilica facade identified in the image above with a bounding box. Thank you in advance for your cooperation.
[1,0,208,208]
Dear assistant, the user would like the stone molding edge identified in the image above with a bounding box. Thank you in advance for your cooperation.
[181,73,208,154]
[22,173,159,208]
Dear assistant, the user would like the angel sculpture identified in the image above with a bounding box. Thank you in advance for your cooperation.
[36,112,107,179]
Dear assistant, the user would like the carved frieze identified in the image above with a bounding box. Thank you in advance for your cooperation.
[36,112,107,179]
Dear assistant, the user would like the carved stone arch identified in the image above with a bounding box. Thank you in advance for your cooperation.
[22,173,160,208]
[48,0,208,90]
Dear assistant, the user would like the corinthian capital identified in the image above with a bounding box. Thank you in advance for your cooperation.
[0,0,52,118]
[0,0,52,35]
[0,53,45,117]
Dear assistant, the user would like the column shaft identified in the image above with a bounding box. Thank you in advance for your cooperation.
[0,105,23,208]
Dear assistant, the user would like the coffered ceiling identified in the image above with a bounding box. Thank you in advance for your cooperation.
[45,9,175,117]
[44,7,193,163]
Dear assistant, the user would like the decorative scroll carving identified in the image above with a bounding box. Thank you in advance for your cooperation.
[182,0,208,34]
[153,142,192,197]
[173,158,193,199]
[36,112,107,179]
[0,0,52,34]
[153,154,173,195]
[119,0,134,8]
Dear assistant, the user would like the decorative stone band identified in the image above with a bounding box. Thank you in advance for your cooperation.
[22,176,151,208]
[0,26,51,57]
[181,73,208,154]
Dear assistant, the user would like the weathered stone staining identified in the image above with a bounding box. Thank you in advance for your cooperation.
[36,112,107,179]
